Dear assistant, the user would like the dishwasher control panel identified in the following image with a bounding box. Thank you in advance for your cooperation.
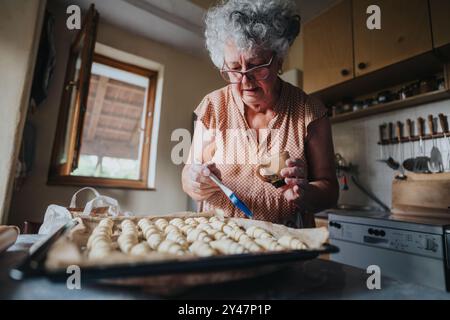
[328,218,443,259]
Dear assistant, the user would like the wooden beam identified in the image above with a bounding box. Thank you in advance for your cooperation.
[86,76,108,140]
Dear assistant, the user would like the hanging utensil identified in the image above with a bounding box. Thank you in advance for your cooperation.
[428,115,444,173]
[438,113,450,172]
[377,123,387,161]
[395,121,406,179]
[414,117,431,173]
[386,122,400,170]
[403,119,416,172]
[376,123,399,170]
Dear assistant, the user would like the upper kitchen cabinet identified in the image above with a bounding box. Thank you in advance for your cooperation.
[353,0,433,76]
[429,0,450,53]
[303,0,354,93]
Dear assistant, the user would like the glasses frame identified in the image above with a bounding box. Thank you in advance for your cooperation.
[220,55,275,84]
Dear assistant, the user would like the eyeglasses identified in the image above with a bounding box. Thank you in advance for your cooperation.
[220,55,275,84]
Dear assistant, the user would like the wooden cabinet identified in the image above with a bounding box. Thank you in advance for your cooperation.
[303,0,354,93]
[352,0,433,76]
[429,0,450,49]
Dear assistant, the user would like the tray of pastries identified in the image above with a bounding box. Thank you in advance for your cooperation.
[11,212,338,288]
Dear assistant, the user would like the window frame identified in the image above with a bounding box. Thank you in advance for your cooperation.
[48,52,159,190]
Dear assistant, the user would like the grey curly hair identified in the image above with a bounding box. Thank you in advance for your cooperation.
[205,0,301,68]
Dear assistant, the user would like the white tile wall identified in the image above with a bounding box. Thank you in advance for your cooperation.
[332,99,450,210]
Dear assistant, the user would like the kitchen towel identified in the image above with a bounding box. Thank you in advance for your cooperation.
[0,226,20,254]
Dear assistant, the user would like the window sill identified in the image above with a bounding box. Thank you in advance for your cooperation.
[47,175,156,191]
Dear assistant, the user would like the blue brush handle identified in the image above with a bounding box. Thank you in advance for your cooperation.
[230,193,253,219]
[209,173,253,219]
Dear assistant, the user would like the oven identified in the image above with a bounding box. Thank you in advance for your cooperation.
[327,211,450,291]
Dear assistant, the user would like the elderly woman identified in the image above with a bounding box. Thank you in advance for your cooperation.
[182,0,338,228]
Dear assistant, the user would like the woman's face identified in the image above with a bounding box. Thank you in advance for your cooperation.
[223,41,281,107]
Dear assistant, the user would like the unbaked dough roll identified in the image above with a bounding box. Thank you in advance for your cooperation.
[163,224,180,235]
[169,218,185,229]
[209,216,221,223]
[246,226,273,239]
[223,225,247,242]
[186,228,212,243]
[130,242,151,256]
[196,223,218,237]
[210,220,225,231]
[226,220,239,229]
[194,217,209,224]
[189,241,216,257]
[87,218,114,259]
[158,239,185,255]
[239,237,262,253]
[254,238,284,251]
[155,218,169,232]
[98,218,114,230]
[184,218,198,226]
[278,235,307,250]
[166,231,187,246]
[147,233,163,250]
[210,230,227,240]
[138,219,161,249]
[180,224,195,235]
[210,239,247,255]
[118,220,139,253]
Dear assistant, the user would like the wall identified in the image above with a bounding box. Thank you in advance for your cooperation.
[7,0,224,226]
[0,0,46,224]
[332,99,450,210]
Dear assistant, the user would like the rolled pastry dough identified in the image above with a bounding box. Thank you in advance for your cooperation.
[189,241,216,257]
[245,226,273,239]
[138,219,162,250]
[87,218,114,259]
[210,239,247,255]
[165,230,188,246]
[155,218,169,232]
[278,235,307,250]
[169,218,185,229]
[158,239,185,255]
[118,220,139,253]
[223,225,247,242]
[194,217,209,224]
[184,218,198,226]
[186,228,212,243]
[254,238,284,251]
[130,242,151,256]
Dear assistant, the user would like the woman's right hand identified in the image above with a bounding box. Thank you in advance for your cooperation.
[182,163,222,201]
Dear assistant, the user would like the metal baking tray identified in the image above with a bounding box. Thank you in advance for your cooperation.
[10,220,339,282]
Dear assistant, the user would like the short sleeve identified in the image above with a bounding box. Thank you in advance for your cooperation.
[304,95,328,130]
[194,95,216,130]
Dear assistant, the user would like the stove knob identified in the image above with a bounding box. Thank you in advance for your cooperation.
[426,239,438,252]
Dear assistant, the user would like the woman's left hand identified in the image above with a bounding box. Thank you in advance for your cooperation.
[280,158,309,207]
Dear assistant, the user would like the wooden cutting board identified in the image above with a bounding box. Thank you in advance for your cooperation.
[392,172,450,218]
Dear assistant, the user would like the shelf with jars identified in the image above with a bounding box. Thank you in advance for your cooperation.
[328,71,449,124]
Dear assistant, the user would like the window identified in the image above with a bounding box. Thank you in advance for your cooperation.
[49,6,158,189]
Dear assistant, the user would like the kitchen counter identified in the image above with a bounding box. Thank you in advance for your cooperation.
[1,235,450,300]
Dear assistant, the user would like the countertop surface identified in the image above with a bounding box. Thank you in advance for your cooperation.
[1,235,450,300]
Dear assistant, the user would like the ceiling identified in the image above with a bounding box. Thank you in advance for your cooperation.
[57,0,339,58]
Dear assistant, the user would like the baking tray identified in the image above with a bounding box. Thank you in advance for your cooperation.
[10,219,339,283]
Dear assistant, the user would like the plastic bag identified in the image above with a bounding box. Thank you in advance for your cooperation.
[38,187,125,235]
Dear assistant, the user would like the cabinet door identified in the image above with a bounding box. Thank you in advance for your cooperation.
[303,0,354,93]
[430,0,450,49]
[353,0,433,76]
